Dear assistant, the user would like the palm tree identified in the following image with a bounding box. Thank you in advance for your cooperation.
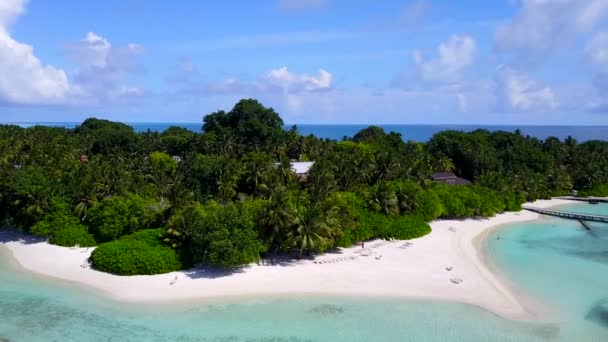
[276,157,296,185]
[217,177,238,202]
[259,188,296,251]
[364,184,399,215]
[435,156,455,173]
[242,152,275,197]
[217,159,242,202]
[289,206,332,258]
[307,161,337,203]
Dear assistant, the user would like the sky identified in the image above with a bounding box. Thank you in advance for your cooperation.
[0,0,608,125]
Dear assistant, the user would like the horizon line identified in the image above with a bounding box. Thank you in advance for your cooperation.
[2,121,608,128]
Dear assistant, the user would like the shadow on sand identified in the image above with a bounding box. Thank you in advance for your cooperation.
[181,250,323,280]
[0,229,45,245]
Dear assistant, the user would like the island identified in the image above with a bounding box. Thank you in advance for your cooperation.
[1,99,607,320]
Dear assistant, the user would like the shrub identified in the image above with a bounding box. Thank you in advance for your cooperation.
[123,228,166,246]
[472,186,505,216]
[87,195,164,242]
[331,192,377,246]
[414,190,444,221]
[168,202,263,267]
[50,225,96,247]
[333,192,431,246]
[581,184,608,197]
[379,215,431,240]
[90,229,186,275]
[30,197,97,247]
[30,198,74,237]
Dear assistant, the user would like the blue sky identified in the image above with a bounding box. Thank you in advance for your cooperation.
[0,0,607,124]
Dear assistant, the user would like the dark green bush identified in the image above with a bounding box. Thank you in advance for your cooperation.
[30,198,75,237]
[413,190,444,221]
[377,215,431,240]
[168,202,263,267]
[433,184,506,218]
[50,226,96,247]
[122,228,166,246]
[87,195,164,242]
[30,197,97,247]
[332,192,378,246]
[580,184,608,197]
[333,191,431,246]
[472,186,506,216]
[90,229,186,275]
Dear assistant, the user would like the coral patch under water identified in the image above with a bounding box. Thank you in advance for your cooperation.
[586,300,608,329]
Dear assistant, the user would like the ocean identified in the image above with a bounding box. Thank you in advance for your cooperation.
[0,202,607,341]
[8,122,608,142]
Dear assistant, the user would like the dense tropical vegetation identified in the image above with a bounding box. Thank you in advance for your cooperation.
[1,99,607,275]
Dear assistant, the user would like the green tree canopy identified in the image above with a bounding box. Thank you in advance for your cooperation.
[203,99,285,151]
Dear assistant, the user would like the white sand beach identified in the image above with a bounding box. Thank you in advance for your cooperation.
[0,198,573,320]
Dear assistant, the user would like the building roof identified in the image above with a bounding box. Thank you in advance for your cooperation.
[290,162,315,175]
[431,172,457,180]
[431,172,471,185]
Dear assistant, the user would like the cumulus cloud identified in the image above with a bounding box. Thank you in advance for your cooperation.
[394,35,476,88]
[265,67,332,93]
[495,66,558,112]
[67,32,145,104]
[495,0,608,65]
[586,30,608,74]
[166,65,333,113]
[457,93,468,113]
[263,67,332,111]
[0,0,27,27]
[584,30,608,112]
[414,35,476,83]
[0,0,71,105]
[279,0,328,11]
[0,1,144,108]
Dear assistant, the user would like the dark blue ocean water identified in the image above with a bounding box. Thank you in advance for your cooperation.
[8,122,608,142]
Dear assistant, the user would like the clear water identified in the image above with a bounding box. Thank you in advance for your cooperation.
[485,203,608,341]
[0,203,607,341]
[7,122,608,142]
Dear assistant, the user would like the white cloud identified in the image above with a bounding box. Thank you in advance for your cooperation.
[167,65,333,114]
[0,1,144,107]
[495,0,608,64]
[410,35,476,85]
[68,32,145,104]
[495,66,558,112]
[0,0,71,105]
[584,30,608,111]
[586,30,608,74]
[0,0,27,27]
[279,0,328,11]
[264,67,332,111]
[457,93,468,113]
[80,32,111,68]
[265,67,332,92]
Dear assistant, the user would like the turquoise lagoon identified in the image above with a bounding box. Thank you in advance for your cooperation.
[0,203,607,341]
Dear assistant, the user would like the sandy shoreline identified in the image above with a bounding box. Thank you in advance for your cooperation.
[0,199,573,320]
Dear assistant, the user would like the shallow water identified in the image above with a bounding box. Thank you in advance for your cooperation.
[0,203,607,341]
[486,203,608,340]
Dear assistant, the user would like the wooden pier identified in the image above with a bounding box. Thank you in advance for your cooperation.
[523,206,608,224]
[555,196,608,204]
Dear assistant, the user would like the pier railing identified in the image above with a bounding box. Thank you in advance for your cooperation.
[555,196,608,203]
[523,206,608,223]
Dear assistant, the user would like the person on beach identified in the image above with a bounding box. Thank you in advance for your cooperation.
[361,241,364,249]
